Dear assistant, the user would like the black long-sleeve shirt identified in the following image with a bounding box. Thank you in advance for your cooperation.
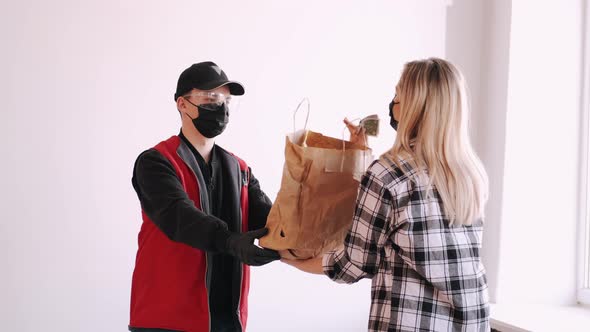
[132,133,272,246]
[131,132,272,332]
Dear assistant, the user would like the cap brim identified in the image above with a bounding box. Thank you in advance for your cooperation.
[199,80,245,96]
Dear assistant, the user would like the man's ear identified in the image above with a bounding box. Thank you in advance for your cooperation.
[176,97,185,111]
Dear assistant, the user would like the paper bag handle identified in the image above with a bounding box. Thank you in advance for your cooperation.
[293,98,311,133]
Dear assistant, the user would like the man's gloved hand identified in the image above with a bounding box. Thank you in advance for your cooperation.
[224,228,280,266]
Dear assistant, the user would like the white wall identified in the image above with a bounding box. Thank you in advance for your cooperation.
[0,1,448,331]
[445,0,513,303]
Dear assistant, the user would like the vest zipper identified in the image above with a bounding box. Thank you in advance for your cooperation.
[179,153,212,332]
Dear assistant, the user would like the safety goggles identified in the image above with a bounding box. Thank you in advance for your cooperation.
[183,91,232,106]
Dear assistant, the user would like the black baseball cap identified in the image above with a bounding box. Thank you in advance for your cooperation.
[174,61,245,101]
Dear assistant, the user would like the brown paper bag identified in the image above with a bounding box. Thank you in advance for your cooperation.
[259,129,372,259]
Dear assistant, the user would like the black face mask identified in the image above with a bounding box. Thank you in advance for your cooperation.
[185,100,229,138]
[388,100,399,131]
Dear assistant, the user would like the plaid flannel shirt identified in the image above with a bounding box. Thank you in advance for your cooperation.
[323,157,490,332]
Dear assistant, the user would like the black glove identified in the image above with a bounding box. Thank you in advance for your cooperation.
[224,228,280,266]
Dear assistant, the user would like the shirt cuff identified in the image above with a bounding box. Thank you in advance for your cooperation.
[322,246,369,283]
[322,248,342,278]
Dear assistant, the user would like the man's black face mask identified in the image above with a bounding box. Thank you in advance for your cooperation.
[184,99,229,138]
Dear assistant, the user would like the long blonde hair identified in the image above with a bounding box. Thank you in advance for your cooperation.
[385,58,488,226]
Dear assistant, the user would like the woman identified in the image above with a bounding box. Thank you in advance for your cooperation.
[283,58,490,332]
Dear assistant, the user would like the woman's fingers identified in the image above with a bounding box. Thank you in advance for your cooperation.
[343,117,368,147]
[344,118,361,134]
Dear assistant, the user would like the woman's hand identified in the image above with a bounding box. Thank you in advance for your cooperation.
[281,255,324,275]
[344,118,368,148]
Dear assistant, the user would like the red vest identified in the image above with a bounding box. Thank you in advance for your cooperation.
[130,136,250,332]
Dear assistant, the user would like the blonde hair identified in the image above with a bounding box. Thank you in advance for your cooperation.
[385,58,488,226]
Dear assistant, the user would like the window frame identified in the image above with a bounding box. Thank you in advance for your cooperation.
[578,0,590,305]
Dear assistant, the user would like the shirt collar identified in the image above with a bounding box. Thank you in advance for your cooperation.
[178,130,217,165]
